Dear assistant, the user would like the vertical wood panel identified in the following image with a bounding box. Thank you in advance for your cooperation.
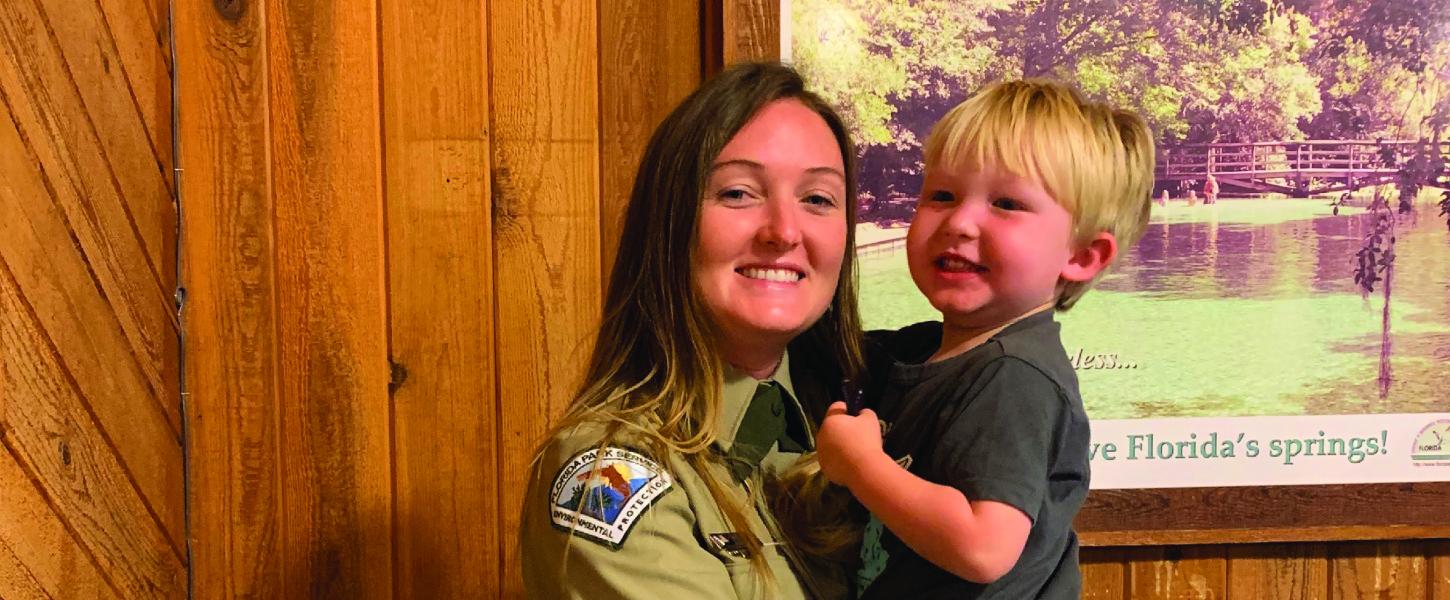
[721,0,778,64]
[0,262,184,598]
[265,0,392,595]
[598,0,701,276]
[1330,541,1428,599]
[0,447,114,600]
[490,0,602,595]
[380,0,496,595]
[1430,540,1449,599]
[1128,546,1227,599]
[0,84,183,549]
[175,0,282,595]
[1227,543,1329,599]
[0,0,178,435]
[1082,547,1127,600]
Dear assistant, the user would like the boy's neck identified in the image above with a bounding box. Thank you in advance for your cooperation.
[930,303,1055,363]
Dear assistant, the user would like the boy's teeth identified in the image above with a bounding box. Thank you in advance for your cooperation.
[741,267,801,282]
[939,257,983,271]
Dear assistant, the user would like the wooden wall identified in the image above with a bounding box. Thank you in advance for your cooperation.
[0,0,184,596]
[177,0,701,597]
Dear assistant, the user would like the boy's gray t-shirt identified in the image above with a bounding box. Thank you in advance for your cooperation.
[857,311,1091,600]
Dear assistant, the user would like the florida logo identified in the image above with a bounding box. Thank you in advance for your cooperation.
[1411,419,1450,464]
[549,447,673,548]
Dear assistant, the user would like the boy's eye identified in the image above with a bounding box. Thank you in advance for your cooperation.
[928,190,955,203]
[992,197,1026,211]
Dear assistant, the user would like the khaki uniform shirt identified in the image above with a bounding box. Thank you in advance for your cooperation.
[521,354,839,599]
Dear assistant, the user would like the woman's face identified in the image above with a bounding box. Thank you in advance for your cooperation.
[694,99,848,371]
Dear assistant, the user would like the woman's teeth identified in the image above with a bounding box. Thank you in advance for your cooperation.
[740,267,802,282]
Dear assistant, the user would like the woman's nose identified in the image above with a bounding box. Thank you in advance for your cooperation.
[758,196,802,248]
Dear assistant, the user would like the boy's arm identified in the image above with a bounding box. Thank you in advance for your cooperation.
[816,403,1031,583]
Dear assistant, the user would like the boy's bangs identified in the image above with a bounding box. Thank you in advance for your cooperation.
[926,93,1081,215]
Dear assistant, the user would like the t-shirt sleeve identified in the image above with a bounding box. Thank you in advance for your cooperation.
[929,356,1068,522]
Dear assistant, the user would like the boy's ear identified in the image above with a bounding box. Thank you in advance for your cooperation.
[1060,232,1118,283]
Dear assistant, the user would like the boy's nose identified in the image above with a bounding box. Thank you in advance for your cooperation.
[943,201,982,239]
[758,196,801,248]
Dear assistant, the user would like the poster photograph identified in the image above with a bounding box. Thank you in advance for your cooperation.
[786,0,1450,490]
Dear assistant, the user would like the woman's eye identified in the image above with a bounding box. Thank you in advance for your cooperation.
[804,193,837,207]
[992,197,1025,211]
[928,190,955,203]
[718,188,751,201]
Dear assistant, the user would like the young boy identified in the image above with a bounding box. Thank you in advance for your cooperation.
[816,80,1155,599]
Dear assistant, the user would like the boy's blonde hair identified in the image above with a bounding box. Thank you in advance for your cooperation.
[923,79,1156,309]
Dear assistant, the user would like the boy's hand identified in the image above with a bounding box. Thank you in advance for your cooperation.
[815,401,886,490]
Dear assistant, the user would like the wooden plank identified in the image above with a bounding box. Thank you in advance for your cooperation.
[93,0,177,180]
[0,448,115,600]
[490,0,601,595]
[0,540,52,600]
[0,87,183,547]
[0,0,175,303]
[37,0,174,194]
[0,263,184,598]
[1081,547,1126,600]
[1079,484,1450,546]
[598,0,701,278]
[1329,541,1427,599]
[721,0,778,64]
[1226,543,1329,599]
[379,0,495,596]
[0,0,178,435]
[173,0,283,595]
[1430,540,1449,599]
[1127,546,1227,599]
[265,0,392,594]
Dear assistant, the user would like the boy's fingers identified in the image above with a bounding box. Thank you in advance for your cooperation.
[857,408,877,420]
[824,401,848,417]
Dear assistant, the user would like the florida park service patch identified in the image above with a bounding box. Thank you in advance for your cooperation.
[548,447,673,548]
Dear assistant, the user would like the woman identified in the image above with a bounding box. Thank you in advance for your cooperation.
[520,63,864,599]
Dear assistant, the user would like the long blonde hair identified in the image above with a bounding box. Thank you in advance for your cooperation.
[543,62,864,583]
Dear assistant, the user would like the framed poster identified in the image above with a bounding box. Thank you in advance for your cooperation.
[779,0,1450,543]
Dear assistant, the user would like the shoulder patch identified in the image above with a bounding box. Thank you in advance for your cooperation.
[548,446,673,548]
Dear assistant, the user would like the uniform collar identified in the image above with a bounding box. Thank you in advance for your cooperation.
[716,351,812,452]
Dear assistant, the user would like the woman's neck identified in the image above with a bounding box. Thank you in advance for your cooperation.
[720,343,785,379]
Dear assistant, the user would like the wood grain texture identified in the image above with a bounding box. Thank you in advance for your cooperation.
[34,0,174,197]
[1079,484,1450,546]
[0,262,185,598]
[598,0,701,277]
[1081,547,1127,600]
[379,0,496,595]
[266,0,392,594]
[1127,546,1227,599]
[490,0,602,595]
[0,0,178,435]
[174,0,283,595]
[1227,543,1329,600]
[1329,541,1428,599]
[1431,540,1449,599]
[91,0,176,181]
[0,85,183,549]
[0,448,115,600]
[721,0,779,64]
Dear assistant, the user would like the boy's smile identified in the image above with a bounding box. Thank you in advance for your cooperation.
[907,162,1098,339]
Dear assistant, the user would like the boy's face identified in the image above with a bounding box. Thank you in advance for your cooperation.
[907,162,1080,332]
